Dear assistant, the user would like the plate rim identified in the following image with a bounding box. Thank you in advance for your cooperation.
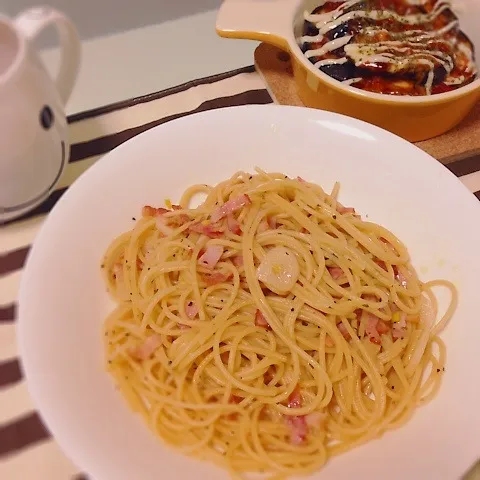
[17,104,480,479]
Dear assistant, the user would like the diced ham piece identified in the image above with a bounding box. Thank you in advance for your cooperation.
[325,335,335,347]
[131,334,162,360]
[285,415,307,445]
[376,319,390,334]
[375,259,399,276]
[185,301,199,319]
[380,237,397,254]
[305,412,326,429]
[264,366,276,383]
[202,272,233,286]
[392,317,407,340]
[396,270,408,288]
[296,176,306,183]
[189,222,224,238]
[267,216,277,229]
[257,219,269,233]
[365,314,381,345]
[198,245,224,269]
[288,386,302,409]
[142,205,169,217]
[337,322,351,340]
[255,309,270,329]
[221,351,230,363]
[155,216,174,236]
[327,266,344,280]
[226,214,242,235]
[375,259,387,271]
[210,194,251,223]
[337,206,355,214]
[232,255,244,267]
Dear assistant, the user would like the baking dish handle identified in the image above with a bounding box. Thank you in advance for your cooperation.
[216,0,293,50]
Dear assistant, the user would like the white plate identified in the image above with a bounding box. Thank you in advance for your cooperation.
[18,105,480,480]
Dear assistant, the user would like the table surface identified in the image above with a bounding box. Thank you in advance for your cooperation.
[40,10,259,114]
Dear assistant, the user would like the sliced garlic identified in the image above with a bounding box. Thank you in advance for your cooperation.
[257,246,299,294]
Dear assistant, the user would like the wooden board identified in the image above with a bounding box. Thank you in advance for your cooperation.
[254,42,480,164]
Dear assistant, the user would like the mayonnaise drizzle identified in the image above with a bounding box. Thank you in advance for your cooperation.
[305,35,353,58]
[301,0,476,94]
[342,77,362,85]
[314,1,452,36]
[314,57,349,68]
[458,42,478,74]
[362,19,459,42]
[444,75,465,85]
[344,42,455,73]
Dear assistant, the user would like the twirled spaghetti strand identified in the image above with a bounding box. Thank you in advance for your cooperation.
[102,169,456,479]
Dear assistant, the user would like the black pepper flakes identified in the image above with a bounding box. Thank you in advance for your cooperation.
[100,264,105,269]
[333,215,337,220]
[443,367,445,371]
[132,217,136,221]
[437,368,441,373]
[290,307,294,312]
[188,301,193,306]
[391,386,395,390]
[148,267,151,271]
[249,176,253,180]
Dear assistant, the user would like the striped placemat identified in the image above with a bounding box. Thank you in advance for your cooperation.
[0,64,479,480]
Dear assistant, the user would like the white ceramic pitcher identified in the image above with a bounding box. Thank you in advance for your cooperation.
[0,7,81,222]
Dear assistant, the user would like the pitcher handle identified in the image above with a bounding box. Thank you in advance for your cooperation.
[15,7,81,106]
[216,0,294,50]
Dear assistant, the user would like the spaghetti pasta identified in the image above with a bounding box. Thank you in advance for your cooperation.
[102,169,456,479]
